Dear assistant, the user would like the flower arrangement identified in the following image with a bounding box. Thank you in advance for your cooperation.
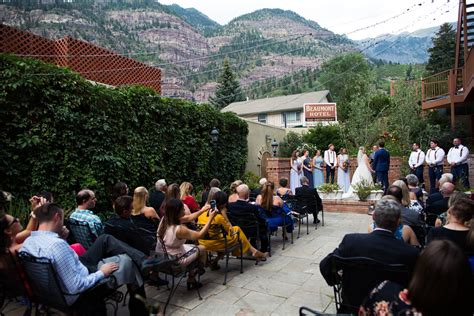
[318,183,340,193]
[352,180,381,201]
[342,161,349,172]
[296,143,318,156]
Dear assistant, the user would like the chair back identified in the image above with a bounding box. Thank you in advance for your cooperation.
[67,218,97,249]
[0,250,31,302]
[227,212,259,241]
[17,252,70,312]
[294,194,317,214]
[331,255,410,313]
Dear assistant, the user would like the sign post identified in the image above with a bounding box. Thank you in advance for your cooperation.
[303,103,337,126]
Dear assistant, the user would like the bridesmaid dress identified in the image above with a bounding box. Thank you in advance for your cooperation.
[303,156,314,188]
[337,154,351,193]
[312,156,324,188]
[290,159,302,194]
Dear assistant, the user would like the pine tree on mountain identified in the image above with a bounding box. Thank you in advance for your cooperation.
[209,59,245,110]
[426,23,456,74]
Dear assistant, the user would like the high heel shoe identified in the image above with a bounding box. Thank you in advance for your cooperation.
[187,281,203,291]
[253,251,268,261]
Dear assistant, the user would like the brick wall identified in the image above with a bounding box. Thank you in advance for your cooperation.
[1,24,161,93]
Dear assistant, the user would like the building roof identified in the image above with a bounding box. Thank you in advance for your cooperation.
[221,90,332,116]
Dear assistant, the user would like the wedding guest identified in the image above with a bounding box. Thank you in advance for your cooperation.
[132,186,160,232]
[197,191,267,269]
[435,192,469,227]
[427,198,474,252]
[276,178,293,200]
[251,177,268,201]
[149,179,167,213]
[70,189,103,237]
[426,175,452,208]
[386,185,423,227]
[337,148,351,193]
[295,176,323,224]
[200,178,220,207]
[359,240,473,316]
[302,150,314,188]
[405,174,423,203]
[157,199,216,290]
[312,150,324,188]
[180,182,200,213]
[161,183,191,218]
[256,182,294,234]
[447,137,470,189]
[290,150,303,193]
[228,180,243,203]
[111,182,129,208]
[394,179,424,216]
[426,182,455,219]
[425,139,445,193]
[324,144,337,184]
[408,143,425,187]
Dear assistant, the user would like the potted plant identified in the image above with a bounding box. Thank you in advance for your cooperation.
[318,183,339,199]
[352,180,373,201]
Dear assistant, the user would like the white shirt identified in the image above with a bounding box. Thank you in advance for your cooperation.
[447,144,470,165]
[425,147,445,166]
[408,149,425,168]
[324,150,338,167]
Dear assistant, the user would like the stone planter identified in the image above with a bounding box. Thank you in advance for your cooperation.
[335,189,344,200]
[368,190,384,201]
[317,190,328,199]
[326,191,337,200]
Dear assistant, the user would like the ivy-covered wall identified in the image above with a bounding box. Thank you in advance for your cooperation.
[0,54,248,210]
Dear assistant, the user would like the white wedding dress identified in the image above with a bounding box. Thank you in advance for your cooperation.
[343,150,374,199]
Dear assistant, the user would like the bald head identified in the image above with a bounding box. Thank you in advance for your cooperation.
[236,184,250,200]
[440,182,455,197]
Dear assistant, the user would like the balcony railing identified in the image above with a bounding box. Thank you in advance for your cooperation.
[421,68,463,102]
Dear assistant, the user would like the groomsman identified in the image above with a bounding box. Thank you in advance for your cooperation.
[425,139,445,193]
[408,143,425,188]
[447,137,470,189]
[324,144,337,184]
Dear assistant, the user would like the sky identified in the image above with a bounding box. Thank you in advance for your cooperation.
[159,0,458,40]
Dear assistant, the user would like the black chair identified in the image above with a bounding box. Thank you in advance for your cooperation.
[196,223,244,285]
[330,255,410,314]
[227,212,263,265]
[286,198,310,238]
[67,218,99,249]
[153,239,203,314]
[17,252,123,315]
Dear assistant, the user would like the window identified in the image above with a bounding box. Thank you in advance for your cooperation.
[258,113,267,123]
[282,111,301,123]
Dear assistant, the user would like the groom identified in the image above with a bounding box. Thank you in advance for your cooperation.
[372,141,390,194]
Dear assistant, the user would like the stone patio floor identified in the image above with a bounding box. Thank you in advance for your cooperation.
[3,212,372,315]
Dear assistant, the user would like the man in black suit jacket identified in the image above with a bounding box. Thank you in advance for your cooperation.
[295,176,323,224]
[228,184,268,252]
[149,179,167,213]
[320,199,419,310]
[425,182,455,225]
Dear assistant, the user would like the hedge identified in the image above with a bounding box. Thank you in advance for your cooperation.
[0,54,248,211]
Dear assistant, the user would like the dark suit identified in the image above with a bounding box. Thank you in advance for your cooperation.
[295,184,323,222]
[372,148,390,194]
[105,215,155,255]
[426,192,443,208]
[149,191,165,213]
[228,200,268,252]
[425,197,449,226]
[320,230,419,309]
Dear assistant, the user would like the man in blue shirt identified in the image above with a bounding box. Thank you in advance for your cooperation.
[70,189,103,237]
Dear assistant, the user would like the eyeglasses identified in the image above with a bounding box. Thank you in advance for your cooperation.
[7,217,19,228]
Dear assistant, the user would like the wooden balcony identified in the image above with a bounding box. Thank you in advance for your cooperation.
[421,68,464,110]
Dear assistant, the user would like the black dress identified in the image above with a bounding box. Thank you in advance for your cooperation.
[427,227,472,251]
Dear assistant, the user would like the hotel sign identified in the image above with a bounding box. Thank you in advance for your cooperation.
[304,103,337,123]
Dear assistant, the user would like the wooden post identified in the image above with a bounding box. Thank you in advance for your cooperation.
[449,70,456,131]
[421,78,425,103]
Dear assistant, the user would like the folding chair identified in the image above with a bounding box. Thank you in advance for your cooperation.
[67,218,99,250]
[330,255,410,314]
[227,212,263,265]
[286,198,310,238]
[17,252,123,316]
[196,223,244,285]
[258,206,294,256]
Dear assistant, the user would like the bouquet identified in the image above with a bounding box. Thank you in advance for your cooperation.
[342,161,349,172]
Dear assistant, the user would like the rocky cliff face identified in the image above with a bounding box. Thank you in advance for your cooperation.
[1,4,355,101]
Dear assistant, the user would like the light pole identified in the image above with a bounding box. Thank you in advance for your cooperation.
[210,127,219,177]
[271,138,279,157]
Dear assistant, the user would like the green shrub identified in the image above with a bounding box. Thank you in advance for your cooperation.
[0,54,248,212]
[318,183,340,193]
[242,171,260,189]
[279,131,303,157]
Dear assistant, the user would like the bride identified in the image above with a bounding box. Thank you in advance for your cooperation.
[343,147,375,199]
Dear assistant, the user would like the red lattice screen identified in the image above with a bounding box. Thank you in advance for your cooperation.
[1,24,161,93]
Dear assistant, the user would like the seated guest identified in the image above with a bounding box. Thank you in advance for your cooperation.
[427,198,474,252]
[426,175,452,207]
[228,180,243,203]
[360,240,473,316]
[276,178,293,200]
[228,184,269,252]
[197,191,266,268]
[435,192,469,227]
[426,182,455,225]
[149,179,167,213]
[161,183,188,217]
[256,181,294,233]
[70,189,103,237]
[131,186,160,232]
[405,174,423,203]
[157,199,215,290]
[180,182,200,213]
[200,178,220,207]
[250,178,267,202]
[295,176,323,224]
[386,185,423,227]
[20,203,161,315]
[105,196,155,254]
[320,200,419,310]
[110,182,129,209]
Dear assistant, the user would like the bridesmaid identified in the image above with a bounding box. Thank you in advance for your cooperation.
[290,150,302,194]
[312,150,324,188]
[337,148,351,193]
[302,150,314,188]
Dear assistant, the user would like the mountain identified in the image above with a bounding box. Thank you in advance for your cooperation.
[358,22,456,64]
[0,2,355,101]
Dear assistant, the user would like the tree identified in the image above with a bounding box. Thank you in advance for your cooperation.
[318,53,372,121]
[209,59,245,110]
[303,124,344,151]
[279,132,304,157]
[426,23,456,74]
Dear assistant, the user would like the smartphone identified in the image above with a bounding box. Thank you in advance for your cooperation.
[210,200,216,211]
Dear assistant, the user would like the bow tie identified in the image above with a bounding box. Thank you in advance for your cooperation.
[455,146,459,149]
